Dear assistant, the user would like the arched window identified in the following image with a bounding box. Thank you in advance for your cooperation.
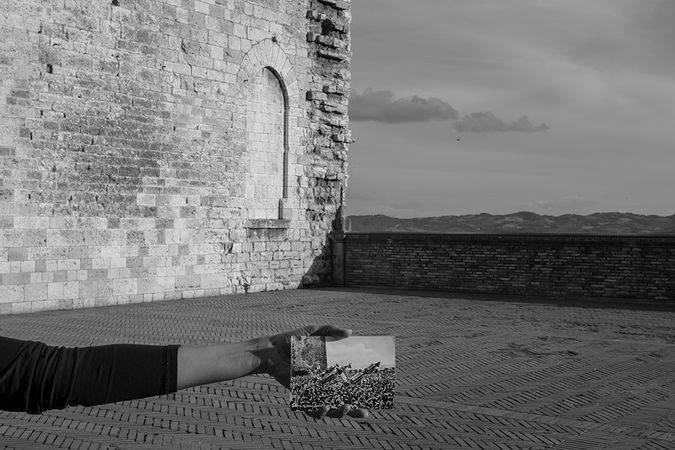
[245,66,289,220]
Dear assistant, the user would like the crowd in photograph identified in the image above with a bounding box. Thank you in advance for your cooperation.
[291,364,395,410]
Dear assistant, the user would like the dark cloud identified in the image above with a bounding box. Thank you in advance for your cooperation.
[350,88,458,123]
[454,112,549,133]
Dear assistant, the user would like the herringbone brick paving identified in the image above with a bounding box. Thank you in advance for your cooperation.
[1,289,674,449]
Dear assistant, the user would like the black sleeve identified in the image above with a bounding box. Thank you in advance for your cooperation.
[0,335,179,414]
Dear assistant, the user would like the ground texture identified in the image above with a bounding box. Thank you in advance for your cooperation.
[1,289,674,449]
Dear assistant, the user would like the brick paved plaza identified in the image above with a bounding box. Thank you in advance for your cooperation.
[1,289,674,449]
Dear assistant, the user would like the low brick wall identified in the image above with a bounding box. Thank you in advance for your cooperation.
[341,233,675,301]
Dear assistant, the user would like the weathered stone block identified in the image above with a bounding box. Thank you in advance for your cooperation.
[1,0,351,313]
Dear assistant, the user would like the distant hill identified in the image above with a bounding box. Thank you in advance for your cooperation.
[348,212,675,235]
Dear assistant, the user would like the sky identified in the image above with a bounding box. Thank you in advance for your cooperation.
[345,0,675,218]
[326,336,396,369]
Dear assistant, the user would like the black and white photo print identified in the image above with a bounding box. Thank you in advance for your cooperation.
[291,335,395,410]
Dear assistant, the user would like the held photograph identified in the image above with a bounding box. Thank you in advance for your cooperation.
[291,336,396,411]
[1,0,674,448]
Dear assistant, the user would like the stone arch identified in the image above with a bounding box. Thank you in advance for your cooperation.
[237,39,300,220]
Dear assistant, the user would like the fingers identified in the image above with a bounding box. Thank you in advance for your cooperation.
[282,325,353,340]
[305,406,330,420]
[304,404,370,420]
[310,325,352,340]
[298,325,320,336]
[347,408,370,419]
[328,403,352,418]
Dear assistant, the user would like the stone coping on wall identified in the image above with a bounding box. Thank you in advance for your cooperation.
[343,232,675,243]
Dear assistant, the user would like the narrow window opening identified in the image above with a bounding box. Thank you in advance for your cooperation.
[245,66,289,220]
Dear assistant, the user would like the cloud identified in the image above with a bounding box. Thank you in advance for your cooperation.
[454,112,549,133]
[326,337,396,369]
[350,88,458,123]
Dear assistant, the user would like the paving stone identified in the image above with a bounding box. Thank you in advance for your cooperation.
[0,288,674,449]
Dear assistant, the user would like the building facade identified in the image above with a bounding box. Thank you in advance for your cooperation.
[0,0,352,313]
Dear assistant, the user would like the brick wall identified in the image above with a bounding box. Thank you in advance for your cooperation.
[0,0,352,314]
[341,233,675,301]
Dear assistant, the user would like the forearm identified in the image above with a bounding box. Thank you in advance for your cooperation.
[176,338,269,390]
[0,336,178,414]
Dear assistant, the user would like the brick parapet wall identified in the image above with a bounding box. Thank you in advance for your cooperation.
[0,0,352,314]
[342,233,675,301]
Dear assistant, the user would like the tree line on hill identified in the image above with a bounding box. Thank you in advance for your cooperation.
[348,212,675,235]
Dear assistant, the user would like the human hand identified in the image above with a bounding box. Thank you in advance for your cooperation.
[251,325,370,420]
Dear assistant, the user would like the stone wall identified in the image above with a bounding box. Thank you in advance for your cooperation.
[340,233,675,301]
[0,0,352,314]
